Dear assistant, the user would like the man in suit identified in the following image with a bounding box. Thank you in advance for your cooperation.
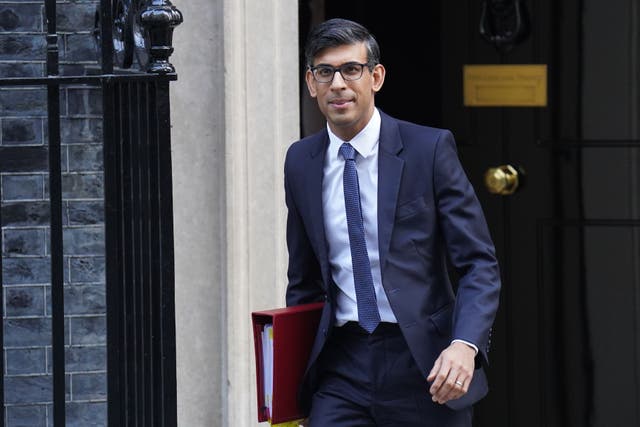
[285,18,501,426]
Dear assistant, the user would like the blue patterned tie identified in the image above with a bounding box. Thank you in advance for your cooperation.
[339,143,380,333]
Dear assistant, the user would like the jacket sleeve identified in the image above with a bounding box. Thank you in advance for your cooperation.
[284,147,325,307]
[432,130,501,364]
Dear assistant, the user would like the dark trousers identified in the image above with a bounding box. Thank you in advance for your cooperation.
[308,322,472,427]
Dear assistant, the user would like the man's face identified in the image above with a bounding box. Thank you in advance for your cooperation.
[306,42,385,141]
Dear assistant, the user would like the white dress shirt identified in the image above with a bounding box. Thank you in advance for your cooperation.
[322,108,397,326]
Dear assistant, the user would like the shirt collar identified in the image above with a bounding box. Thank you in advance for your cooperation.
[327,108,381,159]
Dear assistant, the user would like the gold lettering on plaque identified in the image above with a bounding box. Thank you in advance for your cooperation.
[463,65,547,107]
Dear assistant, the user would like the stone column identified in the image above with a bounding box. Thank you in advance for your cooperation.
[223,1,300,425]
[170,0,226,424]
[171,0,299,425]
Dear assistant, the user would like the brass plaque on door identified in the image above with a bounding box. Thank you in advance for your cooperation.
[463,64,547,107]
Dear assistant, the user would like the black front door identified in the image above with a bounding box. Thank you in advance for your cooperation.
[440,1,640,426]
[300,1,640,425]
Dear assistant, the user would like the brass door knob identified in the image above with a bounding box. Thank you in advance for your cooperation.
[484,164,520,195]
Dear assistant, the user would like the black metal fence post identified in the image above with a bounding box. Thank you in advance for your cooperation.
[155,80,178,427]
[102,2,181,425]
[44,0,66,425]
[0,161,3,427]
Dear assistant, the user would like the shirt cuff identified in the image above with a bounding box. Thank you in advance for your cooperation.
[451,339,478,355]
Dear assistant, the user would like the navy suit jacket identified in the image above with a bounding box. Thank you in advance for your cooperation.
[284,110,501,411]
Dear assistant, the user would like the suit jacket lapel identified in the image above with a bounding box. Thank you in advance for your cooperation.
[306,131,331,290]
[377,112,404,273]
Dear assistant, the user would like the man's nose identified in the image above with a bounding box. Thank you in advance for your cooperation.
[329,70,347,87]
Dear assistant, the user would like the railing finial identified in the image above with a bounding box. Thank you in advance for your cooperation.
[140,0,183,74]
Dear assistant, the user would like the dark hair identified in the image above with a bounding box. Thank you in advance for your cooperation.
[304,18,381,69]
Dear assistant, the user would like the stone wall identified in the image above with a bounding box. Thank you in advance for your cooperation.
[0,1,106,425]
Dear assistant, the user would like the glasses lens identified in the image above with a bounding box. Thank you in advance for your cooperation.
[313,66,334,82]
[340,63,364,81]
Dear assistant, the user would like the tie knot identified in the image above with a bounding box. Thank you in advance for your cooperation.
[339,143,356,161]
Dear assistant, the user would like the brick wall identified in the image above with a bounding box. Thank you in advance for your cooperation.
[1,1,106,426]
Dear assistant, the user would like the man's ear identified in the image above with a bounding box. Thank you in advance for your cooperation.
[371,64,386,93]
[305,69,318,98]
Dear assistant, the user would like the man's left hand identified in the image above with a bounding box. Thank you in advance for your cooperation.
[427,341,476,404]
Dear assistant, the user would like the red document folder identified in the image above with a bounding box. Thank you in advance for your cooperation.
[251,302,324,424]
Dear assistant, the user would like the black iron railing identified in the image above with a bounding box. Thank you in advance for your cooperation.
[0,0,182,425]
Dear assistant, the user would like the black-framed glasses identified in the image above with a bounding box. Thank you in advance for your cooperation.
[309,62,372,83]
